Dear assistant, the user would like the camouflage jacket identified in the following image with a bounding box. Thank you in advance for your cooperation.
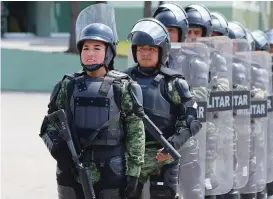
[46,73,145,178]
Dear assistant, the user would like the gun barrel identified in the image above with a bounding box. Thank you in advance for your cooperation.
[143,115,181,160]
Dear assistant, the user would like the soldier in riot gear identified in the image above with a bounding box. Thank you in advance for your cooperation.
[152,3,189,43]
[184,4,213,38]
[124,18,201,199]
[211,12,229,37]
[227,21,247,40]
[39,4,146,199]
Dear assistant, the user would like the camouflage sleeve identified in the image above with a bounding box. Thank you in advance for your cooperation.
[251,87,267,100]
[191,87,209,102]
[120,79,145,178]
[46,78,69,132]
[210,77,230,91]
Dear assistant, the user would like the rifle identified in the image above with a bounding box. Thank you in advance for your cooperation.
[47,109,96,199]
[129,86,181,160]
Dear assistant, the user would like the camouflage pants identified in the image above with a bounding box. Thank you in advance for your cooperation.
[139,147,174,184]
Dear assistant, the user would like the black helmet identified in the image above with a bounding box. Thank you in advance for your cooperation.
[77,23,116,71]
[265,29,273,45]
[211,12,228,36]
[227,21,247,39]
[184,4,212,37]
[153,3,189,42]
[127,18,170,65]
[251,30,269,51]
[245,29,255,51]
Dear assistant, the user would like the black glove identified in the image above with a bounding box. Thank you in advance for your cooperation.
[123,175,138,198]
[44,131,74,172]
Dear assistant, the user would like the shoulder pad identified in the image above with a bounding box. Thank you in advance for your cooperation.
[174,77,192,100]
[62,70,85,81]
[211,51,226,65]
[107,70,130,81]
[160,67,185,79]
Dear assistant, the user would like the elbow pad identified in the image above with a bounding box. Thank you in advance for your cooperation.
[174,78,192,102]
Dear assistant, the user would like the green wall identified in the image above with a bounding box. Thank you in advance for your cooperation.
[1,49,127,92]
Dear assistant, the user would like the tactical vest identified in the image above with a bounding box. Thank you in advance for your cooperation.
[71,74,124,148]
[126,66,180,142]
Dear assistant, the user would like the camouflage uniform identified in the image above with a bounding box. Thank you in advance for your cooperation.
[138,78,191,184]
[45,75,145,184]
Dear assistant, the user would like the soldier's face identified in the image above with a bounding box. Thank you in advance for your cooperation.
[188,27,203,38]
[212,31,222,37]
[166,27,179,42]
[136,45,159,67]
[81,40,106,65]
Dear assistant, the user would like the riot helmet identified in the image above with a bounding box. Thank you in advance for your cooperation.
[251,30,270,51]
[184,4,212,37]
[227,21,247,39]
[211,12,229,36]
[77,23,116,72]
[153,3,189,42]
[127,18,171,66]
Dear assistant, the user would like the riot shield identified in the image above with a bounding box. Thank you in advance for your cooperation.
[170,42,209,199]
[75,3,118,45]
[268,54,273,184]
[240,51,270,194]
[194,36,234,195]
[127,47,135,67]
[230,39,252,190]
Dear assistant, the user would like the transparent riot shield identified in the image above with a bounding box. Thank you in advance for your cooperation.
[240,51,270,194]
[268,54,273,184]
[230,39,252,190]
[75,3,118,45]
[170,42,209,199]
[127,47,135,67]
[194,36,234,195]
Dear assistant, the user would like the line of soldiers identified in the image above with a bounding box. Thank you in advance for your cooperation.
[39,2,273,199]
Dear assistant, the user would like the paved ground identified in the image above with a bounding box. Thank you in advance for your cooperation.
[1,92,150,199]
[1,92,57,199]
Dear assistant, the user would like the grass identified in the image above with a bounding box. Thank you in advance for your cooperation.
[116,40,130,57]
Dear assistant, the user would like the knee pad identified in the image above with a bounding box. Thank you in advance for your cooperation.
[150,162,179,199]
